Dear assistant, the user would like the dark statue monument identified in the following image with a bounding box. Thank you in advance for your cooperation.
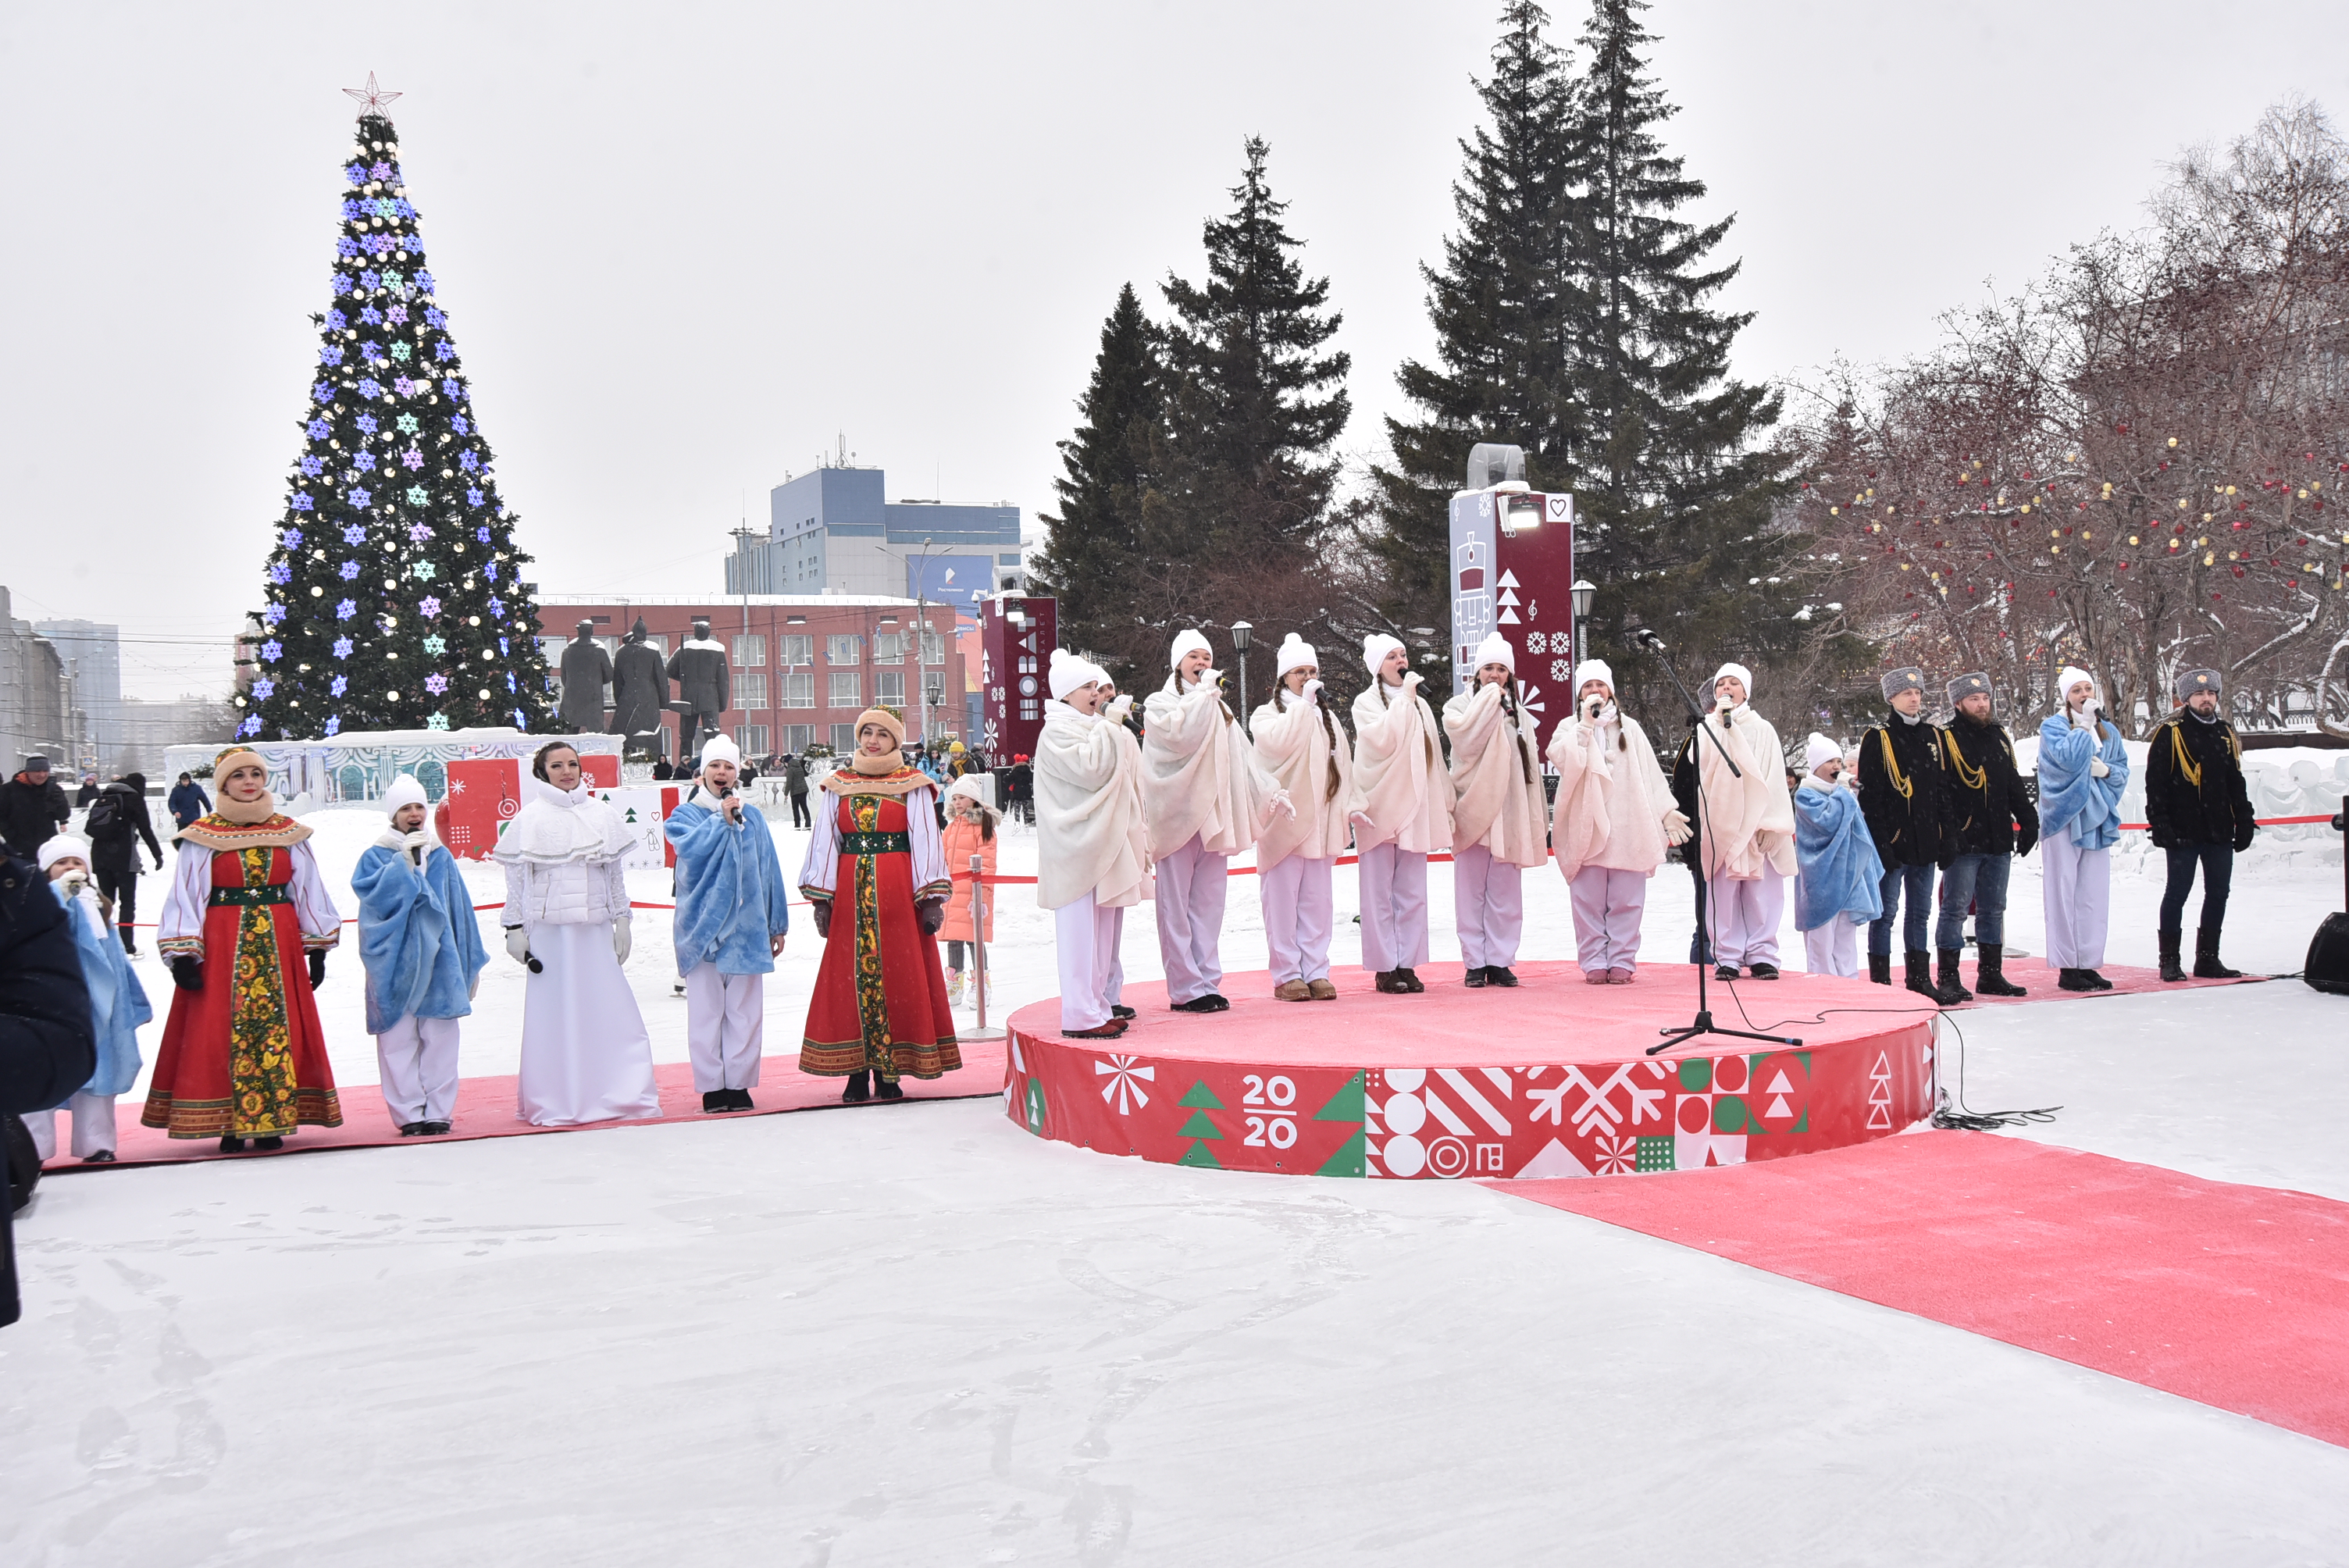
[666,615,731,758]
[556,619,613,733]
[611,615,672,760]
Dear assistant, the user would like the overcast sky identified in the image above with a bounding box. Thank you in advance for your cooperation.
[3,1,2343,699]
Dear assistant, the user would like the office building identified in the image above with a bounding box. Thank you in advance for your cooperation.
[725,463,1024,608]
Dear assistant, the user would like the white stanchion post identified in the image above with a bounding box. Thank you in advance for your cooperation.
[969,851,989,1032]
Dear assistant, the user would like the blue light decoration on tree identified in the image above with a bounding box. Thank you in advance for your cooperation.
[240,92,552,741]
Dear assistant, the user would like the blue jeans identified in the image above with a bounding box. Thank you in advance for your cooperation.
[1936,852,2012,950]
[1868,862,1935,957]
[2158,843,2233,932]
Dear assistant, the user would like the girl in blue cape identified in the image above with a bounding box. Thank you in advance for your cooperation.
[664,734,790,1114]
[2037,665,2131,992]
[352,774,488,1136]
[1792,736,1883,978]
[30,835,151,1163]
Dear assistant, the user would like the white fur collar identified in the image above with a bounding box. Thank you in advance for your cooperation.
[679,637,725,653]
[375,822,445,859]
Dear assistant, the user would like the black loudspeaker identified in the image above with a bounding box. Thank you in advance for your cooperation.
[2307,913,2349,996]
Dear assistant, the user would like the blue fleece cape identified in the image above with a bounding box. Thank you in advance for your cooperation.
[352,842,490,1035]
[1792,783,1885,932]
[45,886,149,1103]
[2035,715,2130,851]
[665,795,793,978]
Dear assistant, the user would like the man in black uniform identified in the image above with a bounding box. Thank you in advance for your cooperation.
[1858,666,1957,1002]
[1934,672,2037,998]
[2145,667,2256,982]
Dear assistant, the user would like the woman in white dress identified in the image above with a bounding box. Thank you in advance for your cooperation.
[494,740,660,1124]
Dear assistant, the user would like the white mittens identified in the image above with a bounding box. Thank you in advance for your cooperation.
[1269,788,1298,821]
[611,918,633,964]
[1663,808,1693,846]
[2089,756,2111,779]
[504,926,529,964]
[1107,694,1135,724]
[1349,809,1377,832]
[404,829,429,869]
[1303,679,1324,706]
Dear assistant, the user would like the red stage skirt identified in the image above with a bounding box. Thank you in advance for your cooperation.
[142,846,343,1139]
[799,793,961,1080]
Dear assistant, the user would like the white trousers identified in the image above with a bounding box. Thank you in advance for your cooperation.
[1568,865,1647,975]
[1803,918,1859,978]
[2041,827,2111,970]
[1153,834,1228,1003]
[27,1092,117,1160]
[1107,905,1126,1007]
[1056,892,1122,1032]
[684,964,765,1092]
[1707,871,1785,967]
[1260,854,1335,984]
[1453,843,1525,969]
[376,1014,462,1125]
[1357,843,1431,972]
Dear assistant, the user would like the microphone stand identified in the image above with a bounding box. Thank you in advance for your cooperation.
[1637,635,1803,1055]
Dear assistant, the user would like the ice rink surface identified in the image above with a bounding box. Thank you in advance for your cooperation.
[7,806,2348,1564]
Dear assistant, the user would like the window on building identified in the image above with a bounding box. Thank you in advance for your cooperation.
[734,672,768,708]
[534,636,569,662]
[733,724,768,757]
[875,631,907,661]
[920,629,946,665]
[829,672,862,708]
[779,672,814,710]
[829,722,857,752]
[731,634,765,668]
[876,671,907,706]
[827,634,861,665]
[780,634,814,667]
[998,553,1023,565]
[782,723,814,754]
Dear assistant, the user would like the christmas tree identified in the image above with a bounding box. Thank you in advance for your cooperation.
[238,88,551,741]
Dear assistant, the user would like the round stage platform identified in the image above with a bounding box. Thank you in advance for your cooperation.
[1003,962,1939,1180]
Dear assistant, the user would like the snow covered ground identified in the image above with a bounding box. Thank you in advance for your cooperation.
[6,804,2348,1562]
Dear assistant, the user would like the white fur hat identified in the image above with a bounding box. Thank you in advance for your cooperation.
[698,733,742,771]
[1049,647,1108,701]
[2058,665,2097,704]
[1713,662,1754,700]
[1805,732,1842,775]
[1169,629,1212,669]
[1471,631,1514,675]
[1571,659,1614,696]
[1275,633,1317,679]
[945,772,994,811]
[381,774,429,818]
[37,834,90,872]
[1363,633,1405,679]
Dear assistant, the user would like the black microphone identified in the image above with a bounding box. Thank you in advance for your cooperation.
[1634,629,1665,650]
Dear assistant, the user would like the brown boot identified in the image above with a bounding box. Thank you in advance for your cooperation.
[1374,970,1411,994]
[1306,978,1338,1000]
[1274,979,1312,1001]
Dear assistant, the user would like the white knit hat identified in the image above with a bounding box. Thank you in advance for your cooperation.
[37,834,90,872]
[1713,662,1754,700]
[1470,631,1514,675]
[1274,633,1317,679]
[1571,659,1614,697]
[945,772,994,811]
[698,733,742,771]
[1805,732,1842,775]
[1169,629,1212,669]
[1049,647,1108,701]
[1363,633,1405,679]
[2058,665,2097,704]
[381,773,429,818]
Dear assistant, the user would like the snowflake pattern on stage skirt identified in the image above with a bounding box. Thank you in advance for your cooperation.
[799,793,961,1081]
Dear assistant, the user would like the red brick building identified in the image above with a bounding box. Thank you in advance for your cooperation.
[537,594,968,761]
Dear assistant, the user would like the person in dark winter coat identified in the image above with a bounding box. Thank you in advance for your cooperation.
[74,775,100,808]
[167,772,211,833]
[84,772,163,954]
[2145,668,2257,982]
[1857,667,1958,1002]
[0,757,70,862]
[1934,672,2037,999]
[782,754,811,829]
[0,846,98,1327]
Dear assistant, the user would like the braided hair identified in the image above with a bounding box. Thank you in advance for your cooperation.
[1490,672,1535,786]
[1273,674,1344,803]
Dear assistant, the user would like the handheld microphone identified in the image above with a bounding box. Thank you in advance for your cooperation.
[1634,629,1665,650]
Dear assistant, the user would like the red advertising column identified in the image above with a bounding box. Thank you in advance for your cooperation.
[980,593,1057,761]
[1448,487,1577,756]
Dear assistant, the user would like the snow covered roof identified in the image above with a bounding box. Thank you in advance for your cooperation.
[537,593,926,608]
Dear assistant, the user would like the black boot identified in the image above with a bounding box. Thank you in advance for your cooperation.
[1486,965,1519,988]
[117,925,137,956]
[876,1077,906,1101]
[2193,927,2241,980]
[1867,951,1892,986]
[2057,967,2098,992]
[1934,948,1973,1004]
[254,1136,283,1150]
[1902,950,1941,1003]
[2158,929,2188,983]
[1463,965,1489,988]
[1973,943,2027,996]
[842,1070,872,1103]
[701,1090,731,1114]
[218,1135,247,1153]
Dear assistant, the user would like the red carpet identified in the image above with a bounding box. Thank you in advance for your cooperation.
[44,1039,1007,1172]
[1493,1131,2349,1448]
[1944,956,2261,1007]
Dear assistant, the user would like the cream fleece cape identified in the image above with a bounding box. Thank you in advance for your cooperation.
[1548,711,1677,880]
[1141,676,1281,859]
[1034,700,1150,911]
[1442,683,1549,868]
[1693,706,1796,879]
[1249,689,1353,868]
[1347,677,1452,853]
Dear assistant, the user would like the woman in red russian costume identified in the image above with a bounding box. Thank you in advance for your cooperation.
[143,746,345,1153]
[798,707,958,1102]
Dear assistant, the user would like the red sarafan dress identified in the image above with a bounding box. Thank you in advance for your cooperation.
[143,817,344,1139]
[797,770,960,1081]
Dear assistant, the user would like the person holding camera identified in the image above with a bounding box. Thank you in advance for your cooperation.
[2037,667,2131,992]
[1548,659,1690,983]
[665,735,790,1114]
[352,775,487,1137]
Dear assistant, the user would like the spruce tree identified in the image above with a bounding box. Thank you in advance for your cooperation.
[240,106,551,742]
[1367,2,1584,646]
[1029,283,1164,676]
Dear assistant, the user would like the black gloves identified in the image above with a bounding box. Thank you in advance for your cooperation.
[170,956,203,992]
[2013,829,2037,858]
[811,901,831,939]
[2234,823,2257,853]
[918,899,945,935]
[308,950,328,989]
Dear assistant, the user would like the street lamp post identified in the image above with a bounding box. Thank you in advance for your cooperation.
[1570,579,1596,668]
[1229,621,1253,732]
